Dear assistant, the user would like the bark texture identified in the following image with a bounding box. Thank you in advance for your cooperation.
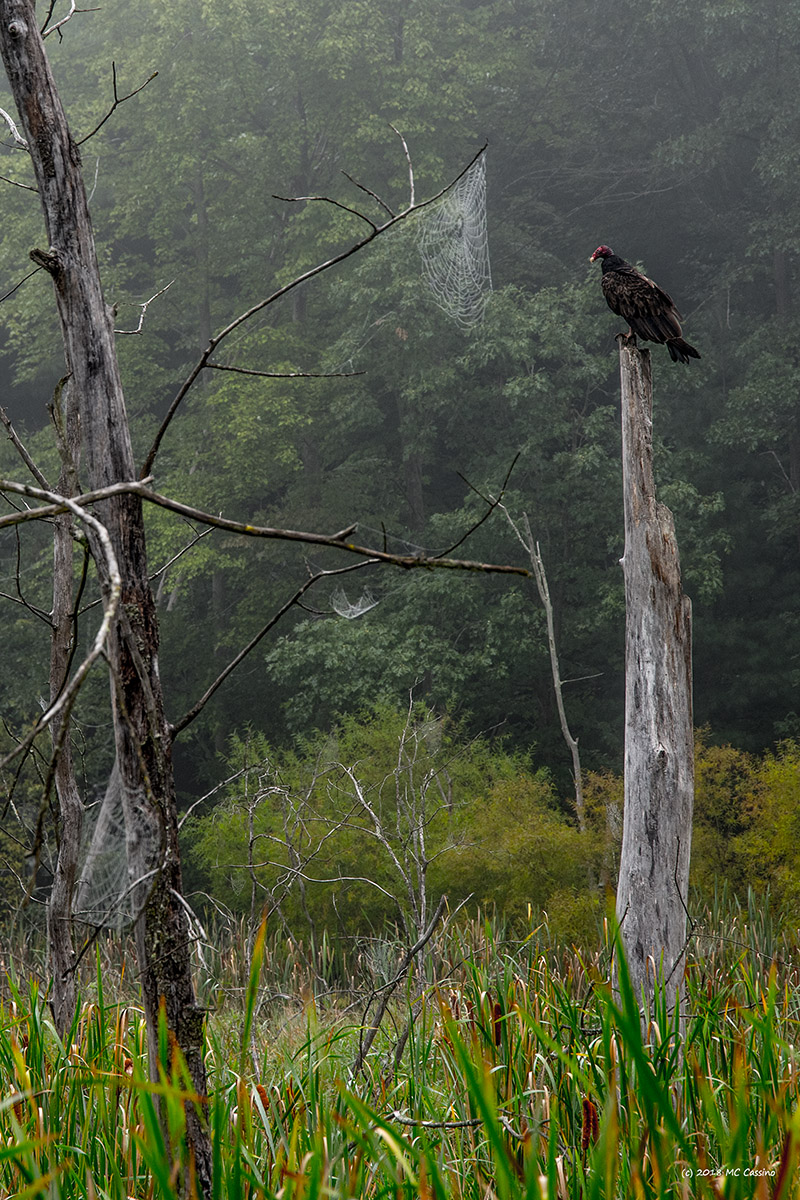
[616,339,694,1020]
[0,3,212,1189]
[46,381,83,1037]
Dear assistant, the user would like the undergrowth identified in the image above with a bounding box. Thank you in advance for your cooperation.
[0,897,797,1198]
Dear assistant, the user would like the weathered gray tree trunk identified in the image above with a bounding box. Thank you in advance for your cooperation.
[46,381,83,1037]
[0,3,212,1189]
[615,339,694,1021]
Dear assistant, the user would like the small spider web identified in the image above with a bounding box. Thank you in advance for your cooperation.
[330,587,379,620]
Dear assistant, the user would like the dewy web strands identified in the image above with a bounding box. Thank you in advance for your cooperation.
[417,150,492,329]
[73,760,163,931]
[330,586,379,620]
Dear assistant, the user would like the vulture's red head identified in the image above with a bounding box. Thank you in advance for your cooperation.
[589,245,613,263]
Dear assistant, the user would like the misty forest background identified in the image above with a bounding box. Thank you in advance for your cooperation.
[2,0,800,944]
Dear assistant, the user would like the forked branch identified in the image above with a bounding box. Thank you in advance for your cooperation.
[41,0,99,40]
[171,559,374,737]
[500,503,585,831]
[140,142,488,479]
[77,61,158,145]
[0,477,529,577]
[0,480,121,773]
[114,279,174,335]
[0,405,51,488]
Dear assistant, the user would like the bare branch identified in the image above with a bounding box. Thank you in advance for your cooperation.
[114,279,174,335]
[271,192,379,232]
[221,857,400,905]
[41,0,100,40]
[0,267,43,308]
[338,764,413,927]
[0,481,121,774]
[177,765,253,831]
[77,62,158,146]
[352,893,447,1077]
[171,559,374,738]
[86,155,100,203]
[38,0,59,34]
[132,486,527,574]
[0,406,51,488]
[205,361,363,380]
[389,123,415,207]
[499,503,584,830]
[341,170,396,218]
[80,521,213,616]
[0,173,37,192]
[152,524,212,588]
[0,478,530,577]
[7,525,51,624]
[444,450,520,558]
[0,104,27,147]
[0,587,48,617]
[139,142,489,479]
[763,448,797,493]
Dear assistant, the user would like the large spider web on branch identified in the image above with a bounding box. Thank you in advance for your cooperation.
[417,150,492,329]
[72,759,163,931]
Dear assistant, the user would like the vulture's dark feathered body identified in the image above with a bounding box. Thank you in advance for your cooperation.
[589,245,700,364]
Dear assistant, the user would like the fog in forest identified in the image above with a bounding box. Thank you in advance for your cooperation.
[0,0,798,922]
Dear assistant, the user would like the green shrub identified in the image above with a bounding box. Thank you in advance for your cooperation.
[184,705,602,942]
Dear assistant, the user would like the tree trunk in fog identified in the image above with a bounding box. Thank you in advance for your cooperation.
[404,452,426,533]
[0,3,212,1190]
[615,339,694,1024]
[191,166,213,352]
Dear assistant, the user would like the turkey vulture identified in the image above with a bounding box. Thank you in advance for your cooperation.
[589,245,700,364]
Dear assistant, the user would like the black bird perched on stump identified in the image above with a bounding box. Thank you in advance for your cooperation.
[590,245,701,364]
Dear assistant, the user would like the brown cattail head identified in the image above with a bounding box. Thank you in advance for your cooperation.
[581,1097,599,1159]
[492,1001,503,1047]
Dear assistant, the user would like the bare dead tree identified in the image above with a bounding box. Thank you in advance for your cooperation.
[208,705,462,944]
[500,506,585,832]
[205,701,468,1075]
[614,338,694,1026]
[0,6,212,1186]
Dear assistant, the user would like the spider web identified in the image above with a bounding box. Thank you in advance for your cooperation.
[417,151,492,329]
[330,587,379,620]
[73,758,163,931]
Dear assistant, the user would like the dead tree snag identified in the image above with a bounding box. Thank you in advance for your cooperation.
[615,338,694,1024]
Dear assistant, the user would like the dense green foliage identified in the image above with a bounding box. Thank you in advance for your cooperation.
[185,704,601,942]
[1,0,798,806]
[0,906,797,1198]
[184,705,800,942]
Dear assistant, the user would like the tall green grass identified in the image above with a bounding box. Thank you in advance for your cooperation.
[0,899,796,1198]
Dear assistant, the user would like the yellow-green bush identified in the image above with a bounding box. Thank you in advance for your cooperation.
[693,736,800,917]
